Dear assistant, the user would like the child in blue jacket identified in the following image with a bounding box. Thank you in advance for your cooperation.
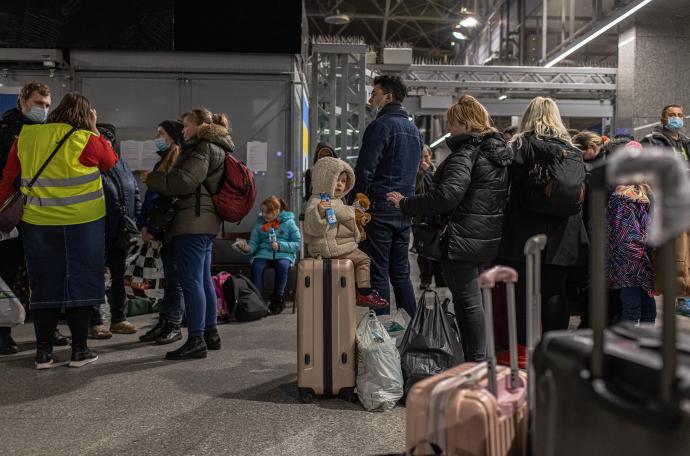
[238,196,301,314]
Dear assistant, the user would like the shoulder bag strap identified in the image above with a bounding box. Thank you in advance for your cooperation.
[26,127,78,189]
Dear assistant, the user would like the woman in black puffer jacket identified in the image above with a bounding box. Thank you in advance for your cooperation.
[388,95,513,361]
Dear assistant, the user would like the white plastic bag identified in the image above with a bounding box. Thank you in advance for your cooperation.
[387,308,409,348]
[356,310,404,412]
[0,276,25,327]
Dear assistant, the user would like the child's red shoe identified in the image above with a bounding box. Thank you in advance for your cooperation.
[356,290,389,310]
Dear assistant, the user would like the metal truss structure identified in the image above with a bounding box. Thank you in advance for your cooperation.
[370,64,617,99]
[310,41,368,166]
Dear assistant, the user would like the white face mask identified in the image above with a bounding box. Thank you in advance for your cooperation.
[26,105,48,123]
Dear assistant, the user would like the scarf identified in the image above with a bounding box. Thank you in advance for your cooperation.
[261,220,280,232]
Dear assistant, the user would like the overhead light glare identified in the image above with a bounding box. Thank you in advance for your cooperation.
[430,133,451,148]
[618,36,635,48]
[544,0,653,67]
[460,17,479,28]
[452,31,468,40]
[498,94,508,101]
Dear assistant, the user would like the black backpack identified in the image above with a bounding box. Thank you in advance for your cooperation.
[524,135,586,217]
[221,274,268,322]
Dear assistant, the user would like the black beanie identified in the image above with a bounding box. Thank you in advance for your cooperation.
[159,120,184,146]
[96,123,117,146]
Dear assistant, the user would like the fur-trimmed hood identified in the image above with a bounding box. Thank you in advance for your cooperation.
[193,123,235,152]
[310,157,355,198]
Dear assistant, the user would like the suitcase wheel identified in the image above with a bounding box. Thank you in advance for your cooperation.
[298,387,315,403]
[338,387,356,403]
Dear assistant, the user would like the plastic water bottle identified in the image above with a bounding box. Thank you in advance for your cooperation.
[320,193,337,226]
[269,227,277,259]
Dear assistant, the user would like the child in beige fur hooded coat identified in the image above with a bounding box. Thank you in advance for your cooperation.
[303,157,388,309]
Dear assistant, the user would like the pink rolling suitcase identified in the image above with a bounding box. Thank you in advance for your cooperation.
[405,266,528,456]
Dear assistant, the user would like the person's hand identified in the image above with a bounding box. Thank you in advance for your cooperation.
[88,108,98,133]
[420,160,430,171]
[272,242,279,251]
[386,192,404,208]
[142,227,154,242]
[318,200,331,217]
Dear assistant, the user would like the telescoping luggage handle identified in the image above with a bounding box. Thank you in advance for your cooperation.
[591,147,689,406]
[479,266,520,396]
[523,234,546,415]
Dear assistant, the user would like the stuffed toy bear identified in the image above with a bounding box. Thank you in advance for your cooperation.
[352,193,371,241]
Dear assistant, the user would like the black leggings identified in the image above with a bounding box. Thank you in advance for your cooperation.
[498,260,570,345]
[33,307,92,349]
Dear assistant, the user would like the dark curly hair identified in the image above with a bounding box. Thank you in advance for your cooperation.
[373,75,407,102]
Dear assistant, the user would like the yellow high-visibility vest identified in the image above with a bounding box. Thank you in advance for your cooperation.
[17,123,105,226]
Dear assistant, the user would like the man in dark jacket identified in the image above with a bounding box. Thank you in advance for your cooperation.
[351,75,422,317]
[640,104,690,160]
[89,124,141,339]
[0,81,71,354]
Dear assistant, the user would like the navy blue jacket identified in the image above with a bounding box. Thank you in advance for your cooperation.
[102,157,141,240]
[351,102,423,205]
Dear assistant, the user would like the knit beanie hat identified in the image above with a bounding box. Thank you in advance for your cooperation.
[159,120,184,146]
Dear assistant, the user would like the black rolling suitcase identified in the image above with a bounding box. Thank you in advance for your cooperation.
[533,147,690,455]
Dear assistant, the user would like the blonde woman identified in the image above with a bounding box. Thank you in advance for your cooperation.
[572,130,603,162]
[498,96,587,351]
[138,120,185,345]
[387,94,513,362]
[146,108,232,360]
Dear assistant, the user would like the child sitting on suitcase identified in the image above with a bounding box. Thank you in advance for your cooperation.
[303,157,388,309]
[237,196,301,315]
[607,171,656,325]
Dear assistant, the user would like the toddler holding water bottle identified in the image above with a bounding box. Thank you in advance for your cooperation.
[303,157,388,309]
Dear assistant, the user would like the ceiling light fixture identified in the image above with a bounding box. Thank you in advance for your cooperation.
[498,94,508,101]
[544,0,653,68]
[430,133,451,148]
[324,12,350,25]
[452,30,468,40]
[460,17,479,28]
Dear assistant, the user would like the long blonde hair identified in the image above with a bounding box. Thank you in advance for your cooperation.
[446,95,497,134]
[158,143,181,173]
[616,184,652,204]
[512,96,572,147]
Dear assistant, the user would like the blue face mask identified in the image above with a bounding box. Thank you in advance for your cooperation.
[154,137,169,154]
[667,117,684,131]
[26,106,48,124]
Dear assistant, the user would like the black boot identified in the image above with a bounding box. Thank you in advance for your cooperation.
[139,319,167,342]
[35,343,53,370]
[269,295,285,315]
[155,322,182,345]
[0,330,18,355]
[165,336,207,360]
[53,329,71,347]
[204,328,221,350]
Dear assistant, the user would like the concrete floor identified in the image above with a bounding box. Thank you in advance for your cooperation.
[2,253,688,456]
[0,309,408,456]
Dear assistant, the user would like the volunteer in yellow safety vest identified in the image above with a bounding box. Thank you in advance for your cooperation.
[0,92,118,370]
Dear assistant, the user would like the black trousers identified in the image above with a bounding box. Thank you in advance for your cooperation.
[498,259,570,345]
[440,260,486,362]
[91,238,128,326]
[417,255,446,287]
[33,307,92,349]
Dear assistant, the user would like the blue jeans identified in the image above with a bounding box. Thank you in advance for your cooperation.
[174,234,216,336]
[620,287,656,323]
[359,208,417,317]
[160,241,185,324]
[251,258,291,297]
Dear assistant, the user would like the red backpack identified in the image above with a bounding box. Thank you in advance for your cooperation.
[206,152,257,223]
